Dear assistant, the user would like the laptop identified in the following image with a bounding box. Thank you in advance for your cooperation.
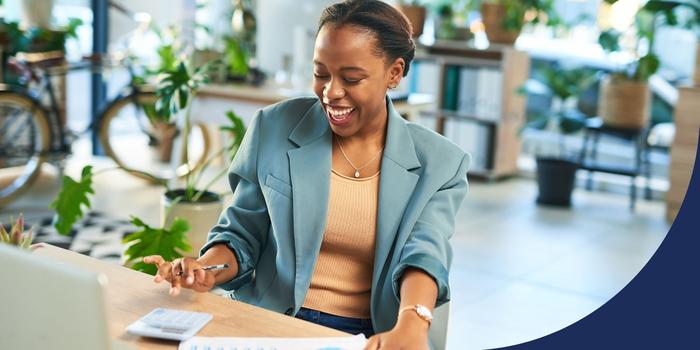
[0,244,132,350]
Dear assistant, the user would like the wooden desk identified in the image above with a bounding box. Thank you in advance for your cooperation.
[34,245,346,350]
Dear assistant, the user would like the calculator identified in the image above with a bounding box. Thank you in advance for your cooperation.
[126,308,213,341]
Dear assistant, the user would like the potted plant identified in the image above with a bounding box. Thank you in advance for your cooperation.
[473,0,561,45]
[49,107,245,271]
[160,110,245,258]
[130,42,180,162]
[397,1,428,38]
[598,0,699,128]
[434,2,458,40]
[0,215,34,250]
[520,63,597,206]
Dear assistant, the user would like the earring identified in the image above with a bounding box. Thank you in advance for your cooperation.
[389,83,397,89]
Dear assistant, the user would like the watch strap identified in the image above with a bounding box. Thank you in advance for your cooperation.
[398,304,433,325]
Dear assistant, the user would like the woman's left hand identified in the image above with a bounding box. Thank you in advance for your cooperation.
[364,313,430,350]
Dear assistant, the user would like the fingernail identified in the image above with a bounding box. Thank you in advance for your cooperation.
[187,276,194,284]
[169,287,175,295]
[154,275,162,282]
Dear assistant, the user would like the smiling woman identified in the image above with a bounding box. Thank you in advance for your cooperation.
[142,1,471,349]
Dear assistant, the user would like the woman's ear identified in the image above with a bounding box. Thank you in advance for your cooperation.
[388,57,405,88]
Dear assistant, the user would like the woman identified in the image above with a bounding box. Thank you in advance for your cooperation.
[144,0,469,348]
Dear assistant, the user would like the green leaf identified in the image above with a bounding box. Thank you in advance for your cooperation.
[634,54,660,81]
[121,217,192,275]
[559,112,586,134]
[224,37,249,77]
[220,110,247,160]
[598,29,621,53]
[50,166,95,236]
[157,44,178,72]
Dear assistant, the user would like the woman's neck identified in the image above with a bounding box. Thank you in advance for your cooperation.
[337,107,388,149]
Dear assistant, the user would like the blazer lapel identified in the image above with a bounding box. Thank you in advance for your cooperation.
[288,100,332,307]
[373,99,421,291]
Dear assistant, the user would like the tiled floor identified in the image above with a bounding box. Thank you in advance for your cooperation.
[449,176,669,349]
[1,146,670,350]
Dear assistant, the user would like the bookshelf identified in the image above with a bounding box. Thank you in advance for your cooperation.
[410,41,530,180]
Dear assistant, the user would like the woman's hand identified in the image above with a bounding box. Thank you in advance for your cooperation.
[142,255,216,295]
[364,312,430,350]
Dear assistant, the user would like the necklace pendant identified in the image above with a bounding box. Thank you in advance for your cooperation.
[354,170,360,178]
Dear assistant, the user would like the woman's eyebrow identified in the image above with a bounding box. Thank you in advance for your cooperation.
[313,61,367,73]
[339,66,367,73]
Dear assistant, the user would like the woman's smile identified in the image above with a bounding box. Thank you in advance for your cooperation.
[325,104,357,126]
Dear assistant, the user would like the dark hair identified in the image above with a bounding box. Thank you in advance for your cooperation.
[318,0,415,77]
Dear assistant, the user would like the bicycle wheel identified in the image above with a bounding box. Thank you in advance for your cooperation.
[98,91,211,183]
[0,91,51,207]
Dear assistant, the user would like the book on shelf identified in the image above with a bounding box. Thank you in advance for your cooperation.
[411,60,441,97]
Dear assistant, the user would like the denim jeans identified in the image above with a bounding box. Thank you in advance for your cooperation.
[295,307,375,338]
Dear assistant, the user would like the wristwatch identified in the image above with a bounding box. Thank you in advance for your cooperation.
[398,304,433,325]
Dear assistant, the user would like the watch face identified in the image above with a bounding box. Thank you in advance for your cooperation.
[416,305,432,319]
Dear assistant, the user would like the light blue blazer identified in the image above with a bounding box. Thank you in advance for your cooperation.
[201,96,470,332]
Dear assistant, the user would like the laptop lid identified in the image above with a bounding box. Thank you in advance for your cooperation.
[0,244,113,350]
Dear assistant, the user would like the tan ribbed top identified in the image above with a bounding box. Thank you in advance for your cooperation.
[302,169,379,318]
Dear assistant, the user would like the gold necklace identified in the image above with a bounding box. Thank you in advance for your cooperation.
[335,137,383,178]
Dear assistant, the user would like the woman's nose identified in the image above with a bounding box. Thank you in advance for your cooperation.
[324,81,345,100]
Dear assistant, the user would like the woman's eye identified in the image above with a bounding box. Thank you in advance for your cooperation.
[344,78,362,84]
[313,74,329,80]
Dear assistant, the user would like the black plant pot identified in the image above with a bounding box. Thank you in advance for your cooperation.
[536,157,578,207]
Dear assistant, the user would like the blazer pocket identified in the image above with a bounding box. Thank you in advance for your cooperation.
[265,174,292,198]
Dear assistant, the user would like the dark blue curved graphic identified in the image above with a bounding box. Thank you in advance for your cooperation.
[496,130,700,349]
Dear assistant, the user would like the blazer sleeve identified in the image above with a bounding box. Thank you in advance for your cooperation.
[391,152,470,307]
[199,110,270,290]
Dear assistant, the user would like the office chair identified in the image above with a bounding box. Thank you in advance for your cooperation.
[429,301,451,350]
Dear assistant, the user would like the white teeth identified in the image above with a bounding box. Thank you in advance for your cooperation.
[327,106,355,119]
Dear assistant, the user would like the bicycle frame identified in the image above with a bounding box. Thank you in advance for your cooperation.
[2,54,158,160]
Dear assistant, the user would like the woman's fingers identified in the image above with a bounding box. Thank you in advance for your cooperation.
[180,257,199,287]
[143,255,171,283]
[170,260,183,296]
[143,256,212,294]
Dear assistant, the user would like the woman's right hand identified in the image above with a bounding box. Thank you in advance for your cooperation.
[142,255,217,295]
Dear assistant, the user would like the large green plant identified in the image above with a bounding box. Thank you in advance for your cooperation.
[599,0,700,82]
[519,64,597,157]
[123,217,191,275]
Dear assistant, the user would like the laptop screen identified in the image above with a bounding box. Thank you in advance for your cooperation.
[0,244,113,350]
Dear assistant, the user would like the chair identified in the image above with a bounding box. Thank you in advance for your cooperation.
[429,301,451,350]
[578,117,651,210]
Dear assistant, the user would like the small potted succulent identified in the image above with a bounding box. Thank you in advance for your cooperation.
[0,215,34,250]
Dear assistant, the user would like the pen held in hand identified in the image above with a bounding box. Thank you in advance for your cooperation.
[175,263,229,276]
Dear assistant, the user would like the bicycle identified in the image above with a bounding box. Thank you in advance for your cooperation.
[0,50,211,207]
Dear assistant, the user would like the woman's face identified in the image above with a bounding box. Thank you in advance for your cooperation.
[313,25,404,138]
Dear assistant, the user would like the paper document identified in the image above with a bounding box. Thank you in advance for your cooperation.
[178,334,367,350]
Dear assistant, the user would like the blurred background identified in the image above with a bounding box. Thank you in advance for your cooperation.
[1,1,698,349]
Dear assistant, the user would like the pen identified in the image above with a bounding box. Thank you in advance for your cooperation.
[175,263,229,276]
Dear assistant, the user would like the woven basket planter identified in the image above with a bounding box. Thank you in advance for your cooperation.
[480,3,520,45]
[599,75,650,129]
